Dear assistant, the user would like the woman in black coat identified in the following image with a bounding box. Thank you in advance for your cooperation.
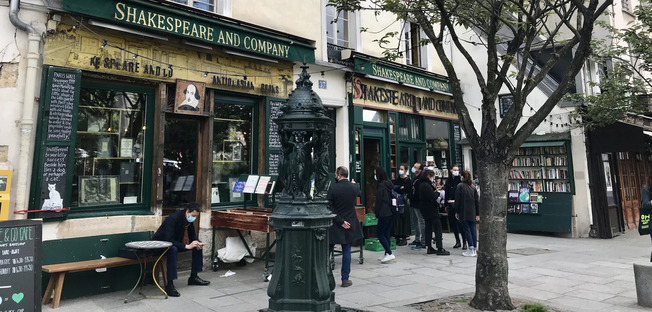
[454,170,480,257]
[392,164,412,245]
[374,166,396,263]
[416,169,449,255]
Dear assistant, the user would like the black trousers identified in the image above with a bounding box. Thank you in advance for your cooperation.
[447,206,465,243]
[424,213,443,250]
[167,245,203,281]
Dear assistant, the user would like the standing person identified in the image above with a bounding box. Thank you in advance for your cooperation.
[374,166,396,262]
[444,165,467,249]
[642,176,652,262]
[152,203,210,297]
[409,162,427,250]
[392,164,412,246]
[327,166,364,287]
[455,170,480,257]
[416,169,450,255]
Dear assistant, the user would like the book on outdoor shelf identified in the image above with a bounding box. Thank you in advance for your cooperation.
[530,203,539,214]
[521,204,531,214]
[508,191,518,203]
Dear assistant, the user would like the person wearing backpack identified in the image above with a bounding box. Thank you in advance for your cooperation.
[454,170,480,257]
[392,164,412,246]
[409,162,427,250]
[416,169,450,255]
[374,166,396,263]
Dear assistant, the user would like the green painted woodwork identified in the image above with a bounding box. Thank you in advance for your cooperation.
[41,232,153,300]
[63,0,315,63]
[507,193,573,233]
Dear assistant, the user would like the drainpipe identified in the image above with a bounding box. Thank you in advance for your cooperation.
[9,0,42,219]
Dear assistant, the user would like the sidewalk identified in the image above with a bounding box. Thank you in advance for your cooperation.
[43,230,652,312]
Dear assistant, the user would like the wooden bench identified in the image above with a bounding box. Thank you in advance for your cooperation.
[42,256,166,308]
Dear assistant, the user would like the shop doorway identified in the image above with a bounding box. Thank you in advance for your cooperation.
[363,137,383,215]
[615,152,649,230]
[602,153,624,235]
[163,117,199,215]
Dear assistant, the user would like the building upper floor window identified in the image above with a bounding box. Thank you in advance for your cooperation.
[326,5,351,47]
[404,23,427,68]
[168,0,231,16]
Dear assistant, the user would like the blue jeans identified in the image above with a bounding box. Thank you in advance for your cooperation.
[167,245,204,281]
[330,244,352,281]
[461,221,478,248]
[377,215,396,255]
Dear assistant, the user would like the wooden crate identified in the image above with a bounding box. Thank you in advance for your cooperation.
[211,208,273,233]
[355,205,365,222]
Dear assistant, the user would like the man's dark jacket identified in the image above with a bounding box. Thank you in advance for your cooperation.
[152,210,197,251]
[327,179,363,245]
[416,176,440,219]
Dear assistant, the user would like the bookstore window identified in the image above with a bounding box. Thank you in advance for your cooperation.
[212,99,255,206]
[425,119,450,178]
[398,114,422,141]
[362,109,386,123]
[73,87,148,208]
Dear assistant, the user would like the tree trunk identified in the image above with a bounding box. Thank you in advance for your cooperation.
[470,157,515,310]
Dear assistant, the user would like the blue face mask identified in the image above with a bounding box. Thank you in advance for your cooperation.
[475,178,479,184]
[398,170,405,176]
[187,215,196,223]
[411,167,417,174]
[374,175,377,181]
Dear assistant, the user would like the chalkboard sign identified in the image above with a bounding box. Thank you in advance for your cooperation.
[40,146,69,210]
[268,100,284,150]
[499,94,514,118]
[0,220,42,312]
[268,153,280,176]
[453,124,463,167]
[47,72,78,141]
[31,67,81,216]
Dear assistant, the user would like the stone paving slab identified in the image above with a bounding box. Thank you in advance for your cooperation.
[42,230,652,312]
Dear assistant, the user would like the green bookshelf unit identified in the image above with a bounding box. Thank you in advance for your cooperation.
[507,141,573,233]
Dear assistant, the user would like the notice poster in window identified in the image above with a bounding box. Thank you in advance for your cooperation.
[232,181,246,193]
[243,175,259,193]
[255,176,271,194]
[120,138,133,158]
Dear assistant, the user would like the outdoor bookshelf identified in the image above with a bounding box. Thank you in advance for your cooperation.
[507,141,573,233]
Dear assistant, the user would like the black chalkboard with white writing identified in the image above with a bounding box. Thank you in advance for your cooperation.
[46,72,77,141]
[39,146,69,210]
[453,124,463,168]
[0,219,42,312]
[30,67,81,216]
[267,100,284,150]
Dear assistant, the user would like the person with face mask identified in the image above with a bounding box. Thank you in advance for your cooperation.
[444,165,467,249]
[374,166,397,262]
[152,202,210,297]
[408,162,427,250]
[392,164,412,246]
[416,169,449,255]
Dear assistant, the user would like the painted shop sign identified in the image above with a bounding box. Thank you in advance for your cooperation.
[354,57,451,93]
[44,24,291,98]
[352,76,458,120]
[63,0,315,63]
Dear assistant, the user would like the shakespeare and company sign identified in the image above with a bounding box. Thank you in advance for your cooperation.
[352,76,458,120]
[353,57,451,94]
[63,0,315,63]
[44,20,292,98]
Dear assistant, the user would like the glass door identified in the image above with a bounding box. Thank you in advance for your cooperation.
[162,117,199,214]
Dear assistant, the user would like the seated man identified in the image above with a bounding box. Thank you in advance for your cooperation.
[152,202,210,297]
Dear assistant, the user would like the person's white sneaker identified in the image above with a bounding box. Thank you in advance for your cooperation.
[472,248,477,257]
[380,253,395,263]
[378,253,387,261]
[462,250,474,257]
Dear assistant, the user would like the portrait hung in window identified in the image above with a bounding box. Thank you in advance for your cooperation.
[174,79,205,115]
